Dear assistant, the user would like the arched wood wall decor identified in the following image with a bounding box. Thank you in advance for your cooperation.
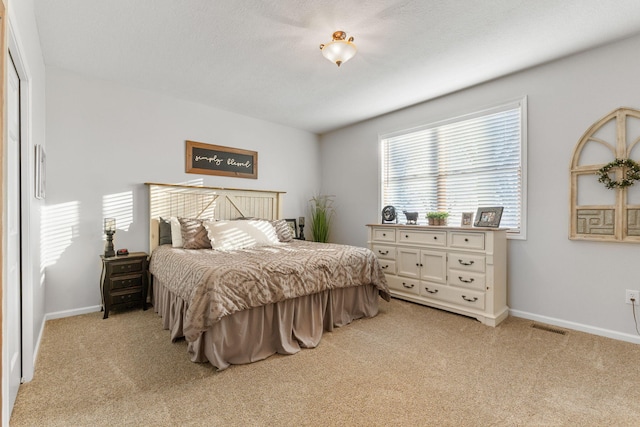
[570,107,640,242]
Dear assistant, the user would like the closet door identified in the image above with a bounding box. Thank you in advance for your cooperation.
[6,52,22,414]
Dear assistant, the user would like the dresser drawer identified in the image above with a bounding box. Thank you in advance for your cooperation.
[372,244,396,259]
[448,252,485,273]
[110,274,143,290]
[399,230,446,246]
[386,275,420,295]
[372,228,395,242]
[110,259,145,275]
[449,232,485,250]
[421,283,485,310]
[420,282,445,299]
[448,270,486,291]
[377,259,396,274]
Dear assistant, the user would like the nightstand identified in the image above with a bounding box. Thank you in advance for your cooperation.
[100,252,149,319]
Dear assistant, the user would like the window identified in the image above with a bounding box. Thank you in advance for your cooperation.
[380,97,527,238]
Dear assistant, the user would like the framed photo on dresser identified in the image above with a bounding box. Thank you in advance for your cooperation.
[473,207,503,227]
[461,212,474,227]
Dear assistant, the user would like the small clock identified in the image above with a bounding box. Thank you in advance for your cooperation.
[381,205,397,224]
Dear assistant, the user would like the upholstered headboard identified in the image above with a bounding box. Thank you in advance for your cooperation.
[145,182,285,253]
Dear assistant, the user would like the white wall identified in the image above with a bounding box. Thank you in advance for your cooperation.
[320,33,640,342]
[44,67,320,315]
[8,0,47,385]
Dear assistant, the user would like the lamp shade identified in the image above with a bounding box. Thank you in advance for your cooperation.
[320,31,356,67]
[104,218,116,233]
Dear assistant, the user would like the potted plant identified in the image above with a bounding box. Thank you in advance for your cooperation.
[426,211,449,226]
[309,194,335,242]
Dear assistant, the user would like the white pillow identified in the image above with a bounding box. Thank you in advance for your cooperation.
[204,220,280,250]
[170,217,183,248]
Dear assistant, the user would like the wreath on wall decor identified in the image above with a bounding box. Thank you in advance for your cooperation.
[596,158,640,189]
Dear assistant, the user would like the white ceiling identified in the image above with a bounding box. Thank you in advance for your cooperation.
[33,0,640,134]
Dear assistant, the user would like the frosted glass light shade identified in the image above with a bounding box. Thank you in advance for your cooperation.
[321,40,357,67]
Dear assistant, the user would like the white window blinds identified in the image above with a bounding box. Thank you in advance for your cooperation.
[381,98,526,237]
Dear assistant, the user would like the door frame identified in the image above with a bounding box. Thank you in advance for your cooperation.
[8,13,35,385]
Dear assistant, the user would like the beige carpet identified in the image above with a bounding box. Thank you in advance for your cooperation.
[10,298,640,426]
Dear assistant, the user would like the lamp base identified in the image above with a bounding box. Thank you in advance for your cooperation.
[104,231,115,257]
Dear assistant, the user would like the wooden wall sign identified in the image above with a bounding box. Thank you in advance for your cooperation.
[186,140,257,179]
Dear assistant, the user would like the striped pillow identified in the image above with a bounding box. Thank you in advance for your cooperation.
[178,217,212,249]
[270,219,294,242]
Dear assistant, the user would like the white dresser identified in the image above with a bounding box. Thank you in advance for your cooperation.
[367,224,508,326]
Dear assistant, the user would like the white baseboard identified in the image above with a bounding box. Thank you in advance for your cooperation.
[45,305,102,321]
[510,309,640,345]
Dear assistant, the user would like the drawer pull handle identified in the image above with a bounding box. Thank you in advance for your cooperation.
[462,295,478,302]
[458,276,475,283]
[433,236,437,240]
[424,287,438,294]
[402,282,415,289]
[405,235,409,238]
[464,238,469,242]
[378,250,389,255]
[458,259,474,266]
[381,265,388,269]
[382,233,386,236]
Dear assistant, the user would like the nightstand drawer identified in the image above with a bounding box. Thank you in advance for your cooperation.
[111,259,144,275]
[110,274,143,290]
[110,290,143,305]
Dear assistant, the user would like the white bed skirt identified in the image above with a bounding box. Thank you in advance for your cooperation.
[152,278,380,370]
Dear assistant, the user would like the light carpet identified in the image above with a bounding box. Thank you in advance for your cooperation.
[10,298,640,426]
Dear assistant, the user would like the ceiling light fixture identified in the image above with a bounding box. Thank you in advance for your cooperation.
[319,31,356,67]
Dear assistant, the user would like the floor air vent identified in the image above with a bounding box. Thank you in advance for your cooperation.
[531,323,567,335]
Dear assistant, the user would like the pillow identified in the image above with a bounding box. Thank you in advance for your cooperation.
[179,217,212,249]
[159,217,172,245]
[270,219,294,242]
[170,217,183,248]
[204,219,280,250]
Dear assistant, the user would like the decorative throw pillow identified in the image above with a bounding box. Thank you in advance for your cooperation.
[170,217,183,248]
[270,219,294,242]
[204,220,280,250]
[179,217,212,249]
[159,217,172,245]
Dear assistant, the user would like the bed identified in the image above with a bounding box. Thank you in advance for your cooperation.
[145,183,390,370]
